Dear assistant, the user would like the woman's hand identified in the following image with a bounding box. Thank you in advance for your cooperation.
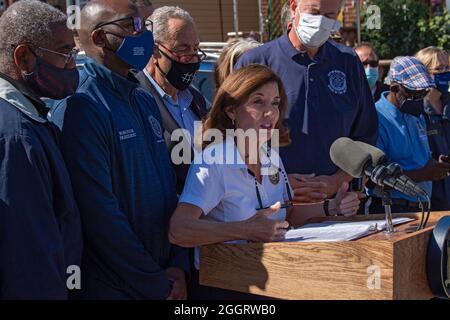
[244,202,289,242]
[330,183,361,217]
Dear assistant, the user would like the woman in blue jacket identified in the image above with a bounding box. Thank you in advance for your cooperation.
[416,47,450,210]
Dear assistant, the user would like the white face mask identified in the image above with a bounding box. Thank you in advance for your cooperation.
[294,12,340,48]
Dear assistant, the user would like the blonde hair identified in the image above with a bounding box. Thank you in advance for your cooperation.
[213,39,261,89]
[415,46,449,73]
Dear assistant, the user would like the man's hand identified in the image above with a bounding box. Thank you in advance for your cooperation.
[329,183,361,217]
[166,267,187,300]
[308,175,340,197]
[420,158,450,181]
[288,174,328,204]
[244,202,289,242]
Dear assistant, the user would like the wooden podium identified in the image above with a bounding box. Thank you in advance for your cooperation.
[199,212,450,300]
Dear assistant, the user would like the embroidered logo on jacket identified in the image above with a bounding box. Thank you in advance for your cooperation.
[328,70,347,95]
[148,115,163,139]
[119,129,137,141]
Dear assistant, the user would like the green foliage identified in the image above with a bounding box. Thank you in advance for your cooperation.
[361,0,449,59]
[418,9,450,50]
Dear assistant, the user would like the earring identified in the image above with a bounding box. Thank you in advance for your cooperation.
[232,119,235,126]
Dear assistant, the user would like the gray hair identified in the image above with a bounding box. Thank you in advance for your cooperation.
[0,0,67,73]
[150,6,195,43]
[214,38,261,89]
[281,4,293,33]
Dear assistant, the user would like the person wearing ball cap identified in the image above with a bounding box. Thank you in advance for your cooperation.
[368,56,450,214]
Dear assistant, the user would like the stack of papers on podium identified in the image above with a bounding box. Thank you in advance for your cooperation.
[284,217,414,242]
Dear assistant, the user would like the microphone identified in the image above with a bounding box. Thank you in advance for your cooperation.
[352,141,429,198]
[330,138,428,198]
[354,140,387,166]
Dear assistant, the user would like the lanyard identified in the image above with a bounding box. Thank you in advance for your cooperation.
[247,167,293,211]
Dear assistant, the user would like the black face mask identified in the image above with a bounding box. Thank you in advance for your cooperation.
[397,92,424,117]
[157,49,200,91]
[23,55,79,100]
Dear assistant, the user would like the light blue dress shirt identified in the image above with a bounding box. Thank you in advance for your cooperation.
[373,92,432,201]
[144,69,199,140]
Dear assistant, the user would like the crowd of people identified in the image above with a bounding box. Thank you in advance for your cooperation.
[0,0,449,300]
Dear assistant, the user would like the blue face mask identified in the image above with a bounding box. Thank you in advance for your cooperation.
[365,67,379,88]
[435,72,450,93]
[113,31,154,70]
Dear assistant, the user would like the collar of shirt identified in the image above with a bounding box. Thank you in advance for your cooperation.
[143,68,193,109]
[197,137,283,179]
[278,30,331,62]
[371,84,377,97]
[0,72,47,123]
[83,58,139,100]
[378,91,403,119]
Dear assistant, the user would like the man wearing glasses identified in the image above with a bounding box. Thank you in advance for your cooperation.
[368,56,450,214]
[0,0,82,299]
[50,0,188,300]
[133,6,208,193]
[355,42,389,103]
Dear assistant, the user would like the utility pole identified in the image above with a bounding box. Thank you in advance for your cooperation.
[233,0,239,38]
[257,0,264,42]
[356,0,361,45]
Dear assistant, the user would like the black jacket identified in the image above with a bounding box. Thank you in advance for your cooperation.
[132,70,208,193]
[373,81,390,103]
[0,73,82,299]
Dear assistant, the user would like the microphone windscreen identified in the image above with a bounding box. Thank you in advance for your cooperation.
[354,141,387,165]
[330,137,372,178]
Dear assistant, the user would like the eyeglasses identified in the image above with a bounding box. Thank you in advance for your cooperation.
[37,46,79,68]
[157,43,207,64]
[404,88,429,101]
[248,167,294,211]
[95,16,149,33]
[431,66,450,74]
[145,20,154,32]
[362,59,379,68]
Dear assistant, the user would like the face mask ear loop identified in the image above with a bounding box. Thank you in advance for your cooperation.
[155,46,172,78]
[155,61,168,79]
[397,92,407,109]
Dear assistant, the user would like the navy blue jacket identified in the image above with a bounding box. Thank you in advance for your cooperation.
[50,60,188,299]
[424,93,450,210]
[235,33,378,175]
[0,74,82,299]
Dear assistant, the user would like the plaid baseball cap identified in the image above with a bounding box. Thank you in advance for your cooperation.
[385,56,436,91]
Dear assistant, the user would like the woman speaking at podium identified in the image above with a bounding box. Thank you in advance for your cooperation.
[169,65,360,299]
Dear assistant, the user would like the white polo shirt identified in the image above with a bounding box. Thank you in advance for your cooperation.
[179,137,292,269]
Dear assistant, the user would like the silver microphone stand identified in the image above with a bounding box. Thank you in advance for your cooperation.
[381,188,395,234]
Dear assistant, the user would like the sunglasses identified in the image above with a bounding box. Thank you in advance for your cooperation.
[362,59,379,68]
[404,88,429,101]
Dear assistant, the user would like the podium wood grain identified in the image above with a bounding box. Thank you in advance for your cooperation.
[200,212,450,300]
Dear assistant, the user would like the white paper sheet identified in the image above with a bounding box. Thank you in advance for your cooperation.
[284,217,414,243]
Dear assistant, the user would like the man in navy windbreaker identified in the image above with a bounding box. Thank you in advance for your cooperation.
[0,1,82,299]
[49,0,189,299]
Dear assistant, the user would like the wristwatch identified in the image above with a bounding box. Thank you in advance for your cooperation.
[323,199,331,216]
